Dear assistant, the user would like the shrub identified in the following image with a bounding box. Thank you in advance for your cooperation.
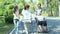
[5,14,13,23]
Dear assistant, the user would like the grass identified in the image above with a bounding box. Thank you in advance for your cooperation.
[0,23,14,34]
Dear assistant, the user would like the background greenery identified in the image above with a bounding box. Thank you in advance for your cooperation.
[0,0,60,34]
[0,0,59,23]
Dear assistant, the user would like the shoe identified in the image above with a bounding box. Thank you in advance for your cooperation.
[43,31,48,33]
[38,31,42,33]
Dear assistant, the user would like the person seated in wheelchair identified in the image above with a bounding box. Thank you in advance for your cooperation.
[35,3,48,33]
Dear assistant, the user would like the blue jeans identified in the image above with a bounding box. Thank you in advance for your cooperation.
[14,19,19,34]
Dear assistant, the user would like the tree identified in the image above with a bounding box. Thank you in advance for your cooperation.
[59,0,60,17]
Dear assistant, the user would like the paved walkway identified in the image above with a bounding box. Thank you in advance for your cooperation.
[9,17,60,34]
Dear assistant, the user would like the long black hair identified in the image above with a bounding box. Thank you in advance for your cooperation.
[13,6,18,13]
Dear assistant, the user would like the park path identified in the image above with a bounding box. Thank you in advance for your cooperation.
[9,17,60,34]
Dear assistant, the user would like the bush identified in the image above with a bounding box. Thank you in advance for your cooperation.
[4,4,14,23]
[5,14,13,23]
[9,4,14,9]
[19,8,23,14]
[0,16,5,27]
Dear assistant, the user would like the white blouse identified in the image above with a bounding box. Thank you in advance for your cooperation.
[35,8,42,15]
[21,9,31,22]
[36,15,45,21]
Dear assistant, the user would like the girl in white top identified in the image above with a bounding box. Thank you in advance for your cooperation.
[22,9,31,22]
[21,5,31,34]
[13,6,19,34]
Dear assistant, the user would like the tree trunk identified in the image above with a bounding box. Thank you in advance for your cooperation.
[59,1,60,17]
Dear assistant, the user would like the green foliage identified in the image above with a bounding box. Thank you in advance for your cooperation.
[47,0,59,16]
[0,16,5,27]
[5,14,13,23]
[9,4,14,9]
[0,23,14,34]
[0,9,3,15]
[0,0,59,24]
[19,8,23,14]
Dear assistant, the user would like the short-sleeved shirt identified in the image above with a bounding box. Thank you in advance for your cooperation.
[21,9,31,22]
[35,8,42,15]
[35,8,45,21]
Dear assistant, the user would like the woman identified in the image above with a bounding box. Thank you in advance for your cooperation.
[35,3,48,33]
[13,6,19,34]
[21,5,31,34]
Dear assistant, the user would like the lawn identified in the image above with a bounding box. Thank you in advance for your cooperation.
[0,23,14,34]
